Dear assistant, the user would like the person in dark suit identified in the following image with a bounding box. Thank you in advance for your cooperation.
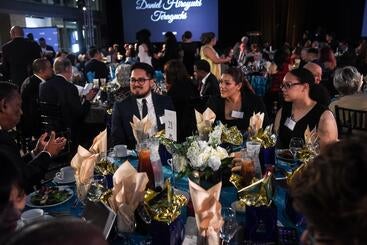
[193,59,220,112]
[20,58,54,139]
[1,26,41,87]
[39,57,97,154]
[39,37,56,64]
[84,47,109,82]
[0,82,66,192]
[164,59,199,142]
[111,62,174,149]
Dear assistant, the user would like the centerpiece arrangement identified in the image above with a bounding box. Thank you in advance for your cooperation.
[159,109,243,187]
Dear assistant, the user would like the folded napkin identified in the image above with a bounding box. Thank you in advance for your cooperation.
[130,115,153,144]
[248,112,264,135]
[89,129,108,154]
[304,125,318,146]
[195,108,216,139]
[71,145,98,201]
[108,161,148,233]
[189,180,223,245]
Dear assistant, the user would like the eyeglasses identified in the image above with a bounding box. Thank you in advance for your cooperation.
[280,82,303,90]
[129,77,151,85]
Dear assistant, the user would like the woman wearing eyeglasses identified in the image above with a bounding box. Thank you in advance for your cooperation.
[207,67,268,132]
[274,68,338,150]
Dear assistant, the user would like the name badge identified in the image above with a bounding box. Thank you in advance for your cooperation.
[284,117,296,131]
[231,110,244,119]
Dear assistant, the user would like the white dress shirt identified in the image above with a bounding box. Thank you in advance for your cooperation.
[136,92,158,135]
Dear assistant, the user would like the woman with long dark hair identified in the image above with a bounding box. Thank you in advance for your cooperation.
[207,67,268,132]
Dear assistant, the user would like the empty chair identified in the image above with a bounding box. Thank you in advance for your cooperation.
[334,105,367,136]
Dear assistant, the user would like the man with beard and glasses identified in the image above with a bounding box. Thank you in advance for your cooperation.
[111,62,174,149]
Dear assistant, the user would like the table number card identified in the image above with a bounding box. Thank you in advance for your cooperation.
[164,109,177,142]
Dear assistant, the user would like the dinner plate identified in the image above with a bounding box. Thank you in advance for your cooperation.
[26,186,74,208]
[53,175,76,185]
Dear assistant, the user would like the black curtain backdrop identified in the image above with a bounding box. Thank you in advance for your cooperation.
[106,0,365,49]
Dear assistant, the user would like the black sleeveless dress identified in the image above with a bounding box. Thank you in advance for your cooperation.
[277,102,327,149]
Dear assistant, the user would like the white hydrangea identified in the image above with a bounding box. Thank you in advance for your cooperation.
[208,155,221,171]
[214,146,229,160]
[208,123,224,146]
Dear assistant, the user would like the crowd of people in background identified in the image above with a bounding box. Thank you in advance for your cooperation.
[0,24,367,244]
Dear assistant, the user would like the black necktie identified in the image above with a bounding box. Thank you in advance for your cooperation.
[142,98,148,119]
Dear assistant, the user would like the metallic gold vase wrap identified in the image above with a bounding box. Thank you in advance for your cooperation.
[238,172,273,207]
[222,125,243,145]
[144,183,187,224]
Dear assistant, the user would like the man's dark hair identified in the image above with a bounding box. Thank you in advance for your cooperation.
[88,47,99,58]
[0,82,18,102]
[195,59,211,73]
[130,62,155,79]
[32,58,50,73]
[39,37,45,42]
[183,31,192,39]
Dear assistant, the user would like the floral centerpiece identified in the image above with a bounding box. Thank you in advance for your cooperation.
[159,122,242,187]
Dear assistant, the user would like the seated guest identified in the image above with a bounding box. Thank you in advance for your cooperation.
[194,59,220,101]
[274,68,338,151]
[84,47,109,82]
[0,152,26,244]
[0,82,66,191]
[111,62,174,149]
[304,62,331,106]
[20,58,53,139]
[329,66,367,115]
[39,57,97,154]
[290,136,367,245]
[207,67,268,132]
[5,218,107,245]
[164,59,199,142]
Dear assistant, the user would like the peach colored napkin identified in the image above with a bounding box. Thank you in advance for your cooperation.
[108,161,148,233]
[189,179,223,245]
[130,115,153,144]
[89,129,107,154]
[195,108,216,138]
[71,145,98,201]
[304,125,318,146]
[249,112,264,135]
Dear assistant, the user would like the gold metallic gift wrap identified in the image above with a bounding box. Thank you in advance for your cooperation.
[144,185,187,224]
[229,174,256,190]
[222,126,243,145]
[100,189,113,204]
[238,172,273,207]
[285,146,317,184]
[95,158,118,176]
[250,125,277,148]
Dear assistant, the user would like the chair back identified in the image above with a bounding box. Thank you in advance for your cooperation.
[334,105,367,135]
[39,101,71,155]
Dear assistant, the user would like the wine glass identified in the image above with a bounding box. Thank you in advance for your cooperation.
[289,137,304,162]
[167,158,175,188]
[219,207,239,244]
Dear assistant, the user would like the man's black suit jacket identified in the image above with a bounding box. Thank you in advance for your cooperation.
[201,73,220,98]
[0,130,51,193]
[85,58,109,80]
[1,37,41,86]
[111,93,174,149]
[20,75,42,138]
[39,75,90,146]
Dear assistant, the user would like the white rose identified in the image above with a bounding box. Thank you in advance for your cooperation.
[173,154,187,173]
